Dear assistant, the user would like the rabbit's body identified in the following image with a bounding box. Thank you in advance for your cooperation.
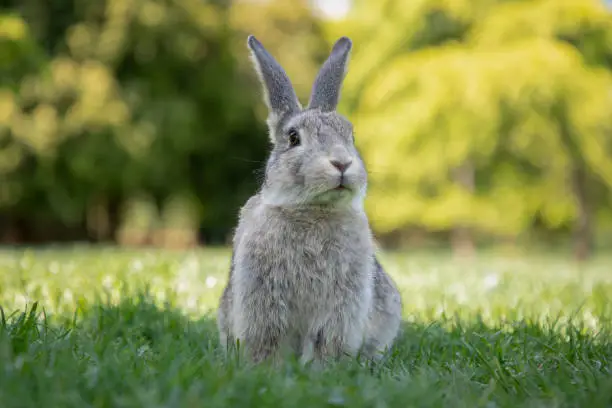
[219,195,380,362]
[217,35,402,364]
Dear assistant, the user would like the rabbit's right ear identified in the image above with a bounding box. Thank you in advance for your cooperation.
[307,37,352,112]
[247,35,301,132]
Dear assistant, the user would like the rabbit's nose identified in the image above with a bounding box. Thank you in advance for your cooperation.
[330,159,352,173]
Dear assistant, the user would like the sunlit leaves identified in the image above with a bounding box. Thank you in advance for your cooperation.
[339,0,612,238]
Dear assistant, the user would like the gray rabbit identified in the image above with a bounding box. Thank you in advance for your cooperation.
[217,35,402,364]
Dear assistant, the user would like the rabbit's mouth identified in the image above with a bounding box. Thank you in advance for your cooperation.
[333,178,350,191]
[332,183,353,193]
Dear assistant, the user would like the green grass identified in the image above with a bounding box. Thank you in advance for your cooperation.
[1,246,611,407]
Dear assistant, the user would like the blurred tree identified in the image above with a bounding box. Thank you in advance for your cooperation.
[332,0,612,258]
[0,0,327,245]
[5,0,610,255]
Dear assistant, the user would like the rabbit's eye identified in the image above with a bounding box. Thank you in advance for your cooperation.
[287,128,300,147]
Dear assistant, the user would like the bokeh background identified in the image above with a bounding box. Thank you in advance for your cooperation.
[1,0,611,260]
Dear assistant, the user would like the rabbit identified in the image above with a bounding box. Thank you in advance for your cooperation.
[217,35,402,365]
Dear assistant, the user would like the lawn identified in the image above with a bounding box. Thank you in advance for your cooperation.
[0,246,611,407]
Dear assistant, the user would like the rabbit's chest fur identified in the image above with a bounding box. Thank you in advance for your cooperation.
[232,195,374,332]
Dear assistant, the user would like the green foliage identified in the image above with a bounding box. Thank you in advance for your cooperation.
[335,0,612,243]
[0,0,326,243]
[2,0,612,252]
[0,248,612,406]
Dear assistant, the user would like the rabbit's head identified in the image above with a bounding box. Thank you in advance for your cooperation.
[248,35,367,208]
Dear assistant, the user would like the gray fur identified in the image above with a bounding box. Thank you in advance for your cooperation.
[217,36,402,365]
[247,35,301,140]
[308,37,352,112]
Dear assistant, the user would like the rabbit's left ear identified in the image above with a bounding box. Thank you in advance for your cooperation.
[307,37,352,112]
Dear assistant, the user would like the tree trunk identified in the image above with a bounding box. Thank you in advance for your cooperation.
[571,166,592,261]
[451,161,476,258]
[86,195,110,242]
[451,226,475,258]
[555,101,594,262]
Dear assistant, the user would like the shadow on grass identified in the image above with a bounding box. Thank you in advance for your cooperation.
[1,294,611,407]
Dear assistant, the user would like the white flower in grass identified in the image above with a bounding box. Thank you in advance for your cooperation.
[186,296,198,310]
[176,278,190,293]
[205,276,217,288]
[49,262,60,275]
[137,345,150,357]
[63,289,74,303]
[131,259,143,272]
[483,273,499,290]
[102,275,114,289]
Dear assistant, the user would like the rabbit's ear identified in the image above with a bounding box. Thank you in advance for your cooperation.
[307,37,352,112]
[247,35,301,124]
